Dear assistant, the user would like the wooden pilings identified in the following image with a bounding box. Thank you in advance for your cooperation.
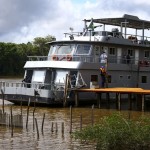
[69,106,72,133]
[73,87,149,111]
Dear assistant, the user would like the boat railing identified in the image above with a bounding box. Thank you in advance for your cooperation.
[121,33,150,45]
[28,56,48,61]
[0,81,55,90]
[27,55,150,66]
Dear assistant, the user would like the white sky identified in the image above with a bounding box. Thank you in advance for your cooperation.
[0,0,150,43]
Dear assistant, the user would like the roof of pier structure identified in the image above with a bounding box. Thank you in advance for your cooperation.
[85,14,150,29]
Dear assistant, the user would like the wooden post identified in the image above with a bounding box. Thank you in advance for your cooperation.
[75,91,79,107]
[35,118,39,139]
[20,100,22,117]
[69,106,72,133]
[10,106,13,137]
[55,122,58,132]
[61,122,64,134]
[97,93,101,109]
[118,93,121,111]
[141,94,144,112]
[128,110,131,120]
[91,105,94,126]
[26,98,30,130]
[80,113,82,131]
[116,93,118,109]
[106,93,110,109]
[1,89,5,114]
[33,107,36,131]
[41,113,45,135]
[128,94,132,110]
[51,122,54,132]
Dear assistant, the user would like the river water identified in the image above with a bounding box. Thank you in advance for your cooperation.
[0,78,150,150]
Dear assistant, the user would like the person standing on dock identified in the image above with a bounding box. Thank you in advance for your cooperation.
[100,66,107,88]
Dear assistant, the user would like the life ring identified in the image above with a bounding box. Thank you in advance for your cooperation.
[52,55,59,61]
[66,55,72,61]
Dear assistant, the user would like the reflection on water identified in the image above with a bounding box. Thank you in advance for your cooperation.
[0,105,150,150]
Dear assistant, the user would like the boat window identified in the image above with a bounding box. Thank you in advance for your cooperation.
[109,47,116,56]
[49,44,75,55]
[128,49,134,57]
[55,70,69,84]
[32,70,46,83]
[48,45,56,55]
[127,75,131,79]
[119,75,123,79]
[75,44,91,55]
[107,75,111,83]
[141,76,147,83]
[144,50,150,58]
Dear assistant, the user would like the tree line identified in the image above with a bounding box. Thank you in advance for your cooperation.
[0,35,56,76]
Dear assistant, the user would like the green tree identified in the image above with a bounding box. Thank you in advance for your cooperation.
[33,35,56,56]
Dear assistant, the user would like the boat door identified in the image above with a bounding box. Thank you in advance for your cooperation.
[117,48,122,64]
[135,49,139,65]
[94,46,100,62]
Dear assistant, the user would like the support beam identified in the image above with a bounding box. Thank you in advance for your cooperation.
[141,94,144,112]
[97,93,101,109]
[75,91,79,107]
[118,93,121,111]
[128,94,132,110]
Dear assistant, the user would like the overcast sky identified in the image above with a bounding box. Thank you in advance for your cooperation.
[0,0,150,43]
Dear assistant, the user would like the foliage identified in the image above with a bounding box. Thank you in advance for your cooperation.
[73,113,150,150]
[0,35,55,76]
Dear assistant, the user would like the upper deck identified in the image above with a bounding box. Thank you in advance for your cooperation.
[63,14,150,46]
[26,14,150,68]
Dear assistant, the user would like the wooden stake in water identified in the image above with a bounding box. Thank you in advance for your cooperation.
[33,107,36,131]
[20,100,22,117]
[55,122,58,132]
[26,98,30,130]
[51,122,54,132]
[1,89,5,114]
[41,113,45,134]
[69,105,72,134]
[61,122,64,134]
[10,106,13,137]
[35,118,39,139]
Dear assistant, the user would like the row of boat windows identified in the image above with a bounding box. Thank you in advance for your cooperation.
[91,75,148,84]
[97,46,150,58]
[48,44,91,55]
[48,44,150,59]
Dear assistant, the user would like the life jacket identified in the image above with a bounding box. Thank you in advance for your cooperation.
[100,68,106,75]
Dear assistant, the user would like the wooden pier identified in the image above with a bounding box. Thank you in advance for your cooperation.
[74,87,150,111]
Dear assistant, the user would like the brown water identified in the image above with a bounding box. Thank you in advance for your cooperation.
[0,105,150,150]
[0,79,150,150]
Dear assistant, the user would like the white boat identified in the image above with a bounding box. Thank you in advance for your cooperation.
[1,14,150,105]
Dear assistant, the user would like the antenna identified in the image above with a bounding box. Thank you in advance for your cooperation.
[69,27,74,33]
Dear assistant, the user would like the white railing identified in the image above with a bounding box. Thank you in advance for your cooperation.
[27,55,150,66]
[0,82,54,90]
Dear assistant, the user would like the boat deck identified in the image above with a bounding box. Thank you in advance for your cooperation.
[73,87,150,111]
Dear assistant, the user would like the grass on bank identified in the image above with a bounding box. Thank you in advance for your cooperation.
[73,113,150,150]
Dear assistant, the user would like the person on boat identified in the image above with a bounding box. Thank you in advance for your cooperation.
[100,51,107,63]
[22,75,31,88]
[100,66,106,88]
[126,53,131,64]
